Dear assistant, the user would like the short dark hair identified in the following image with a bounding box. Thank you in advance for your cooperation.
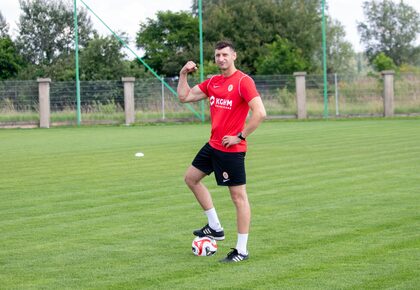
[215,40,235,51]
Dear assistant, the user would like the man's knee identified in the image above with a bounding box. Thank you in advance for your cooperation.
[184,174,195,186]
[229,186,248,205]
[185,172,202,187]
[185,166,206,187]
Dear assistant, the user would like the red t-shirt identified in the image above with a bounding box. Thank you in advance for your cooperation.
[198,70,259,152]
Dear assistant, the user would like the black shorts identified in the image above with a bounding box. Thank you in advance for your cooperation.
[192,143,246,186]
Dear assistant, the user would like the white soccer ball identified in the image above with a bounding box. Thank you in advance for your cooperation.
[192,236,218,256]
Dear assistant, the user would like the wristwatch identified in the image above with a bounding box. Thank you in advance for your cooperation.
[237,132,246,141]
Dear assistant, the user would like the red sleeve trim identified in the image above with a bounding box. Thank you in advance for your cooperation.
[238,74,259,102]
[207,75,217,93]
[238,74,246,98]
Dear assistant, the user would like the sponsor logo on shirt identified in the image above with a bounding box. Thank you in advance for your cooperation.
[210,95,233,110]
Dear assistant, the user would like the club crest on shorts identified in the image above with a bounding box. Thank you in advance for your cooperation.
[222,172,229,180]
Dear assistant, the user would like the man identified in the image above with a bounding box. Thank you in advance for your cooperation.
[177,40,266,263]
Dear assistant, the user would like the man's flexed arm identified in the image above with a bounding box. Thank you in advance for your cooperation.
[177,61,207,103]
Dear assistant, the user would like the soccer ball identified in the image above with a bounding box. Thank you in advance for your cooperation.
[192,236,218,256]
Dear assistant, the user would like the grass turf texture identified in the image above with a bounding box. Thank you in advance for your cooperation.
[0,119,419,289]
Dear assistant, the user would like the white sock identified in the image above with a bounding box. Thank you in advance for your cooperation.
[204,208,223,232]
[236,233,249,255]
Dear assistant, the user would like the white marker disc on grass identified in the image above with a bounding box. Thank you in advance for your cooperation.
[135,152,144,157]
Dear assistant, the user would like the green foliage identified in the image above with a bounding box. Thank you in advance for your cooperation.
[16,52,76,81]
[90,99,123,114]
[122,59,152,79]
[140,0,332,75]
[0,97,16,112]
[398,63,420,74]
[15,0,98,80]
[0,37,24,80]
[17,0,96,65]
[271,0,323,72]
[199,0,322,74]
[358,0,420,66]
[0,11,9,37]
[16,35,147,81]
[81,80,124,109]
[80,35,126,80]
[14,0,144,82]
[0,12,24,80]
[256,36,308,74]
[355,52,375,75]
[202,60,219,76]
[372,52,396,72]
[276,86,296,109]
[409,46,420,66]
[324,18,356,74]
[136,11,199,77]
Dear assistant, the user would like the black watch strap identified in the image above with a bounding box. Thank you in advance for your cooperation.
[237,132,246,141]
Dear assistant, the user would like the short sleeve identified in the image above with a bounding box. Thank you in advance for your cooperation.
[239,76,259,103]
[198,78,211,96]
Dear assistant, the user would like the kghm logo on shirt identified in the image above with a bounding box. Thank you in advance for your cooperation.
[210,96,233,110]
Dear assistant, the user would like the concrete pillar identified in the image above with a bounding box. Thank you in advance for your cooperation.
[122,77,135,125]
[294,72,307,119]
[37,78,51,128]
[381,71,395,117]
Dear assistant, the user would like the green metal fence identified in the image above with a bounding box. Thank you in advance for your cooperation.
[1,73,419,127]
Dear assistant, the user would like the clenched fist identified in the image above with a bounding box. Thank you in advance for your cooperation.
[180,61,198,75]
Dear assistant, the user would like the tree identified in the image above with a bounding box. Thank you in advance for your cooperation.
[17,0,96,65]
[0,11,9,37]
[137,0,353,75]
[271,0,323,72]
[0,37,24,79]
[372,52,396,72]
[136,11,199,77]
[321,18,356,74]
[192,0,322,74]
[255,36,309,74]
[358,0,420,66]
[80,35,127,80]
[122,59,153,79]
[0,11,23,80]
[411,46,420,66]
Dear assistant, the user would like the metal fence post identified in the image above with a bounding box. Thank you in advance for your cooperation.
[294,72,307,119]
[161,76,165,120]
[37,78,51,128]
[381,71,395,117]
[122,77,135,125]
[334,73,339,116]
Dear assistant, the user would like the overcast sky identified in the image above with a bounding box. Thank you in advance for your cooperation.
[1,0,420,54]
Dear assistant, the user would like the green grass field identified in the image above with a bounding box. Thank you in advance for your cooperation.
[0,119,419,289]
